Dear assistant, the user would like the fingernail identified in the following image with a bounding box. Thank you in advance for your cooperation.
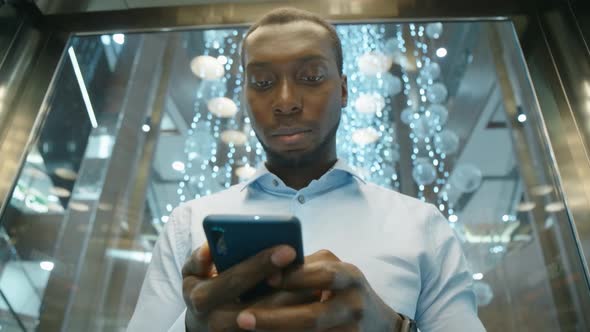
[271,246,296,267]
[237,312,256,330]
[267,272,282,287]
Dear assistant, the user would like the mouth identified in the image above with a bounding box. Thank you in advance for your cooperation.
[270,127,312,146]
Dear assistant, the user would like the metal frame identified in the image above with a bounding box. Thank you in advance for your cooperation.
[1,0,589,331]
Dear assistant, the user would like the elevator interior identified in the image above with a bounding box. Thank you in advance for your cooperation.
[0,1,589,331]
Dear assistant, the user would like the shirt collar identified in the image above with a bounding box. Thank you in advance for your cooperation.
[239,159,365,192]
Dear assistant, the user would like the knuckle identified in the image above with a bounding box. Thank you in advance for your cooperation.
[342,262,363,281]
[317,249,337,260]
[191,284,210,312]
[301,304,321,329]
[206,313,227,332]
[349,293,365,320]
[225,273,244,292]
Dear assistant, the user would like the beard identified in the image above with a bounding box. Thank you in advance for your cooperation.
[258,122,339,169]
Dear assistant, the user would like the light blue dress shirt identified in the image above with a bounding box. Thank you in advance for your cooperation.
[127,160,485,331]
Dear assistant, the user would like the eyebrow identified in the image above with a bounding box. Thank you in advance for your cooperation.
[246,54,330,70]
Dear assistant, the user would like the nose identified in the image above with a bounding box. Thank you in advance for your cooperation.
[272,78,302,115]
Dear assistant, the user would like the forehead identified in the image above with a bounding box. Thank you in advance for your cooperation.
[244,21,336,66]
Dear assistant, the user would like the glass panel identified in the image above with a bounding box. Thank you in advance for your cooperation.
[1,20,588,332]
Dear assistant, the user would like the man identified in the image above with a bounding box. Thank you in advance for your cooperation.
[127,7,485,332]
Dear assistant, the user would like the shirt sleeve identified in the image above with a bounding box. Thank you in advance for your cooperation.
[126,205,191,332]
[415,206,486,332]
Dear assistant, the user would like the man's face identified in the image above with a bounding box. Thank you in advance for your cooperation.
[243,21,347,166]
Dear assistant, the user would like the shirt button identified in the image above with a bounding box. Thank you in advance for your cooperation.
[297,195,305,204]
[272,179,279,187]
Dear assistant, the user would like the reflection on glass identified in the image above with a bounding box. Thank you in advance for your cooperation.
[0,21,588,332]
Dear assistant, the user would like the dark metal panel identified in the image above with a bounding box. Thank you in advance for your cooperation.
[39,0,549,34]
[0,5,23,69]
[0,26,69,229]
[525,3,590,281]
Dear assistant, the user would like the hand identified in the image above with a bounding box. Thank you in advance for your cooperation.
[236,249,403,331]
[182,242,318,331]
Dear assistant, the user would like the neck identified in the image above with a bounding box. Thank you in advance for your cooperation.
[266,157,338,190]
[263,127,341,190]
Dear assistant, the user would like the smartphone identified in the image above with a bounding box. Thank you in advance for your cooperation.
[202,214,304,301]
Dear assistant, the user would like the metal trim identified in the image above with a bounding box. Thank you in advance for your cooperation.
[36,0,549,34]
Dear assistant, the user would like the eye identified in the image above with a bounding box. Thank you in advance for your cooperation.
[253,80,273,89]
[301,75,324,82]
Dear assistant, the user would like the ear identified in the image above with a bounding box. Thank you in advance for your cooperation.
[340,74,348,108]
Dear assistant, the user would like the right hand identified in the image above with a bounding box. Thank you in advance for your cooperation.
[182,242,315,331]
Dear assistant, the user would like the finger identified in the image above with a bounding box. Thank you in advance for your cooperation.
[322,324,359,332]
[267,249,342,287]
[275,261,364,291]
[189,245,296,313]
[208,291,316,332]
[305,249,341,263]
[182,243,212,278]
[237,289,363,331]
[254,290,319,307]
[207,302,248,332]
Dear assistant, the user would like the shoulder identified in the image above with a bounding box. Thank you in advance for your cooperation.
[175,183,245,217]
[167,184,246,247]
[360,181,438,220]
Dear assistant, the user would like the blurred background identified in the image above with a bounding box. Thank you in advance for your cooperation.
[0,0,589,331]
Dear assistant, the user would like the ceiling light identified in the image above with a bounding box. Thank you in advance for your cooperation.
[472,273,484,280]
[54,167,78,181]
[98,203,113,211]
[172,161,185,172]
[40,261,54,271]
[142,124,151,132]
[545,201,565,213]
[352,127,380,145]
[190,55,225,80]
[221,130,248,146]
[69,202,89,212]
[26,152,44,164]
[161,216,169,223]
[357,52,393,76]
[207,97,238,118]
[100,35,111,45]
[50,187,71,198]
[112,33,125,45]
[531,185,553,196]
[48,202,64,212]
[68,47,98,128]
[436,47,448,58]
[354,93,385,114]
[448,214,458,223]
[517,114,527,123]
[517,202,536,212]
[217,55,228,65]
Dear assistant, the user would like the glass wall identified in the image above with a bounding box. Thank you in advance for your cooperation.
[0,20,588,331]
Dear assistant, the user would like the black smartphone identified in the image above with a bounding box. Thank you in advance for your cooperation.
[202,214,304,301]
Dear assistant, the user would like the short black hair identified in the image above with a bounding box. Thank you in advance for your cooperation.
[240,7,343,75]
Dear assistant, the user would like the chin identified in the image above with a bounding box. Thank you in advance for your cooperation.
[266,148,317,168]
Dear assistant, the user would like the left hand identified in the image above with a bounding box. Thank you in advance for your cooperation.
[235,249,402,331]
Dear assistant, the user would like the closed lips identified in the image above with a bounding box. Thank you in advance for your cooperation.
[271,128,311,136]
